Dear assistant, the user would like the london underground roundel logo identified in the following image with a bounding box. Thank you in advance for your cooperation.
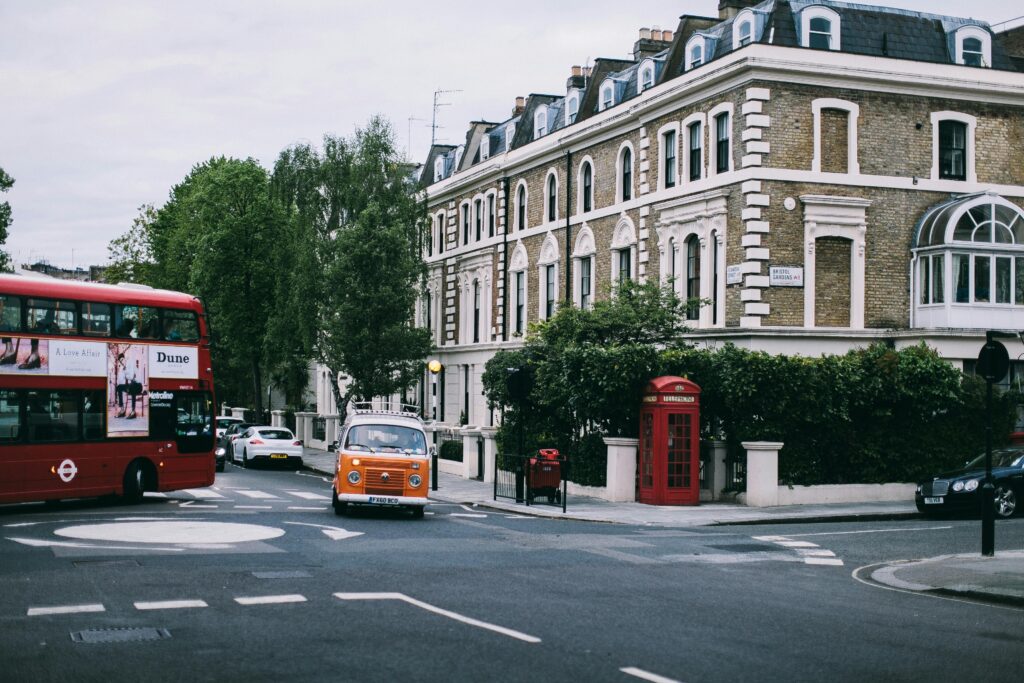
[57,459,78,483]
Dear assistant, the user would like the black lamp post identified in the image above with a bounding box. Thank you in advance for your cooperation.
[976,331,1012,557]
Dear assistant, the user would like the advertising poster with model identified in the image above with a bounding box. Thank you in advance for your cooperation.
[107,342,149,437]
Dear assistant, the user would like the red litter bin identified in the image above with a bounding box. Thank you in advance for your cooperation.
[527,448,562,504]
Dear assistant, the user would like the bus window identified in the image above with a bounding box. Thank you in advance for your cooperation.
[26,299,77,335]
[0,295,21,332]
[82,390,105,440]
[81,302,112,337]
[116,305,160,339]
[0,391,20,442]
[162,309,199,342]
[175,392,213,453]
[26,390,79,443]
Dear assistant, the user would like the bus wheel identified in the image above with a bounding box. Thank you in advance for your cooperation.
[411,506,424,520]
[123,461,146,504]
[332,489,347,516]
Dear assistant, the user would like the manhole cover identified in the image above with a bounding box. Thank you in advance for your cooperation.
[707,543,783,553]
[252,570,311,579]
[71,628,171,644]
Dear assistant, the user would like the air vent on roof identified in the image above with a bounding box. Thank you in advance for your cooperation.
[116,282,154,290]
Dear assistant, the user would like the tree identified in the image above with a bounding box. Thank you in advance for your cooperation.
[105,204,156,283]
[0,166,14,272]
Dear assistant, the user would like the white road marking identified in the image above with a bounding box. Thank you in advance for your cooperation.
[284,521,364,540]
[236,490,280,500]
[27,604,105,616]
[54,521,285,544]
[235,594,307,605]
[4,522,40,528]
[179,501,218,509]
[775,540,819,548]
[145,492,168,498]
[182,488,225,499]
[752,535,789,542]
[620,666,683,683]
[333,592,541,643]
[449,513,488,518]
[285,491,330,500]
[235,505,273,510]
[786,526,953,538]
[287,506,328,511]
[7,537,186,552]
[135,599,208,610]
[804,557,845,566]
[796,549,837,557]
[754,535,845,567]
[459,505,480,512]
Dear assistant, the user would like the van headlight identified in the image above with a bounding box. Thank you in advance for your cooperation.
[347,471,361,485]
[409,474,422,488]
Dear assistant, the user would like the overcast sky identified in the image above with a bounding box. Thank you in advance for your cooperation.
[1,0,1020,270]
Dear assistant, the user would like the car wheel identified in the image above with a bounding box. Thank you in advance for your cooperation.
[994,485,1018,519]
[411,506,424,520]
[332,488,347,516]
[123,461,145,504]
[215,461,224,473]
[229,445,236,464]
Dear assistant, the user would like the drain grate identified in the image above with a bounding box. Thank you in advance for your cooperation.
[707,543,783,553]
[252,570,311,579]
[71,628,171,644]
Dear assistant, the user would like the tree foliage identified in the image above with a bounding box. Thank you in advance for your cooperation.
[105,204,156,284]
[0,166,14,272]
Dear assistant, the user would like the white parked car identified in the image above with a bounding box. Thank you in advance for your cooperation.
[215,415,244,439]
[232,426,304,468]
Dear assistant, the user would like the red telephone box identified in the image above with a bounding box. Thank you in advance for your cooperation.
[638,376,701,505]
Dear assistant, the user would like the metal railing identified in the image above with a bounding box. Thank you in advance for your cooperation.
[494,452,567,513]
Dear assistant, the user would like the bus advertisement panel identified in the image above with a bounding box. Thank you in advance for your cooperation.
[0,275,216,505]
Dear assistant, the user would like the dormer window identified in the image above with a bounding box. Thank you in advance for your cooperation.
[600,82,614,111]
[566,93,579,125]
[801,7,840,51]
[686,35,705,70]
[955,26,991,68]
[534,107,548,139]
[480,135,490,161]
[433,157,444,183]
[639,62,655,92]
[506,124,515,150]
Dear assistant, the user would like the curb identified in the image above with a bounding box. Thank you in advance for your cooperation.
[862,554,1024,610]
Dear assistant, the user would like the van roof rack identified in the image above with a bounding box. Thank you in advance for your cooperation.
[349,401,422,418]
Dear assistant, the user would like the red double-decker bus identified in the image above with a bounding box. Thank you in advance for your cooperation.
[0,274,216,505]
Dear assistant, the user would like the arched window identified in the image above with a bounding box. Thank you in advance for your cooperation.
[546,173,558,223]
[461,202,470,245]
[931,112,977,183]
[474,198,483,241]
[581,161,593,213]
[472,280,481,343]
[566,94,579,125]
[801,7,840,51]
[639,61,655,92]
[685,235,701,320]
[516,182,528,231]
[509,242,529,336]
[737,20,753,46]
[955,26,991,68]
[534,106,548,139]
[620,146,633,202]
[689,42,703,69]
[601,82,615,110]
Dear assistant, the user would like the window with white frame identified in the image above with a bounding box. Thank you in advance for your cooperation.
[801,6,840,50]
[433,157,444,183]
[566,93,580,125]
[487,193,496,237]
[955,26,991,67]
[713,109,731,174]
[660,125,679,190]
[687,37,704,69]
[572,227,596,310]
[534,106,548,138]
[474,198,483,241]
[537,234,560,320]
[546,172,558,223]
[611,217,637,288]
[458,267,491,344]
[506,125,516,150]
[509,241,530,336]
[618,144,634,202]
[461,202,470,245]
[811,98,860,175]
[480,135,490,161]
[436,212,446,254]
[639,62,655,92]
[515,182,528,231]
[600,82,614,110]
[687,121,703,182]
[709,230,720,325]
[685,235,701,320]
[425,221,433,257]
[931,112,977,183]
[579,160,594,214]
[472,280,481,343]
[734,12,754,47]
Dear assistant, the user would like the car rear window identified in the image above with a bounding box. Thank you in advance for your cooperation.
[259,429,293,440]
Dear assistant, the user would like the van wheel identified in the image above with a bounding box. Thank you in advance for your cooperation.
[332,489,347,516]
[123,461,145,504]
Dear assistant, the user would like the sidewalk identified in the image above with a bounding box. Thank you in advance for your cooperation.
[303,448,1024,607]
[300,447,917,527]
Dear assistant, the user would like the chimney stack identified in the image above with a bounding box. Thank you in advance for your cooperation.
[639,27,652,40]
[513,96,526,116]
[567,65,587,90]
[719,0,762,21]
[634,24,675,61]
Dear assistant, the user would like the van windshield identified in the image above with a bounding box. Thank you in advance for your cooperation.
[344,424,427,454]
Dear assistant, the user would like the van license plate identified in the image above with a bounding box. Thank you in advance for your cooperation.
[270,454,288,459]
[924,497,943,504]
[368,496,399,505]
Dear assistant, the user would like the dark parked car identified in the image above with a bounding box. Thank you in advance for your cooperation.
[215,422,252,472]
[916,446,1024,518]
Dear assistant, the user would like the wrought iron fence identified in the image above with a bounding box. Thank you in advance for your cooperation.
[725,448,746,492]
[494,452,567,512]
[312,416,326,442]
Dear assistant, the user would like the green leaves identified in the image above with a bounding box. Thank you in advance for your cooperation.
[0,165,14,272]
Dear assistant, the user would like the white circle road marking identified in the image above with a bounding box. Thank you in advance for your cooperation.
[53,521,285,544]
[57,459,77,483]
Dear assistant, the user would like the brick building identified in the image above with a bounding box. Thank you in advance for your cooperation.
[414,0,1024,429]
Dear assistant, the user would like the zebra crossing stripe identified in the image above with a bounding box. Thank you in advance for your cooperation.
[285,491,330,500]
[182,488,225,499]
[235,490,280,500]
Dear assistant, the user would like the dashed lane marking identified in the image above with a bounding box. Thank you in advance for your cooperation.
[285,491,330,501]
[620,666,683,683]
[28,604,105,617]
[287,506,327,511]
[235,505,273,510]
[134,599,208,611]
[235,490,280,500]
[235,594,307,605]
[333,592,541,643]
[449,513,488,518]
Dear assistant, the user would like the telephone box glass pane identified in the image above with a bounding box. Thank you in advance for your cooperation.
[641,412,654,489]
[667,413,692,488]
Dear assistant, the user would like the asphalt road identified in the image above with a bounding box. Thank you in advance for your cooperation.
[1,464,1021,683]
